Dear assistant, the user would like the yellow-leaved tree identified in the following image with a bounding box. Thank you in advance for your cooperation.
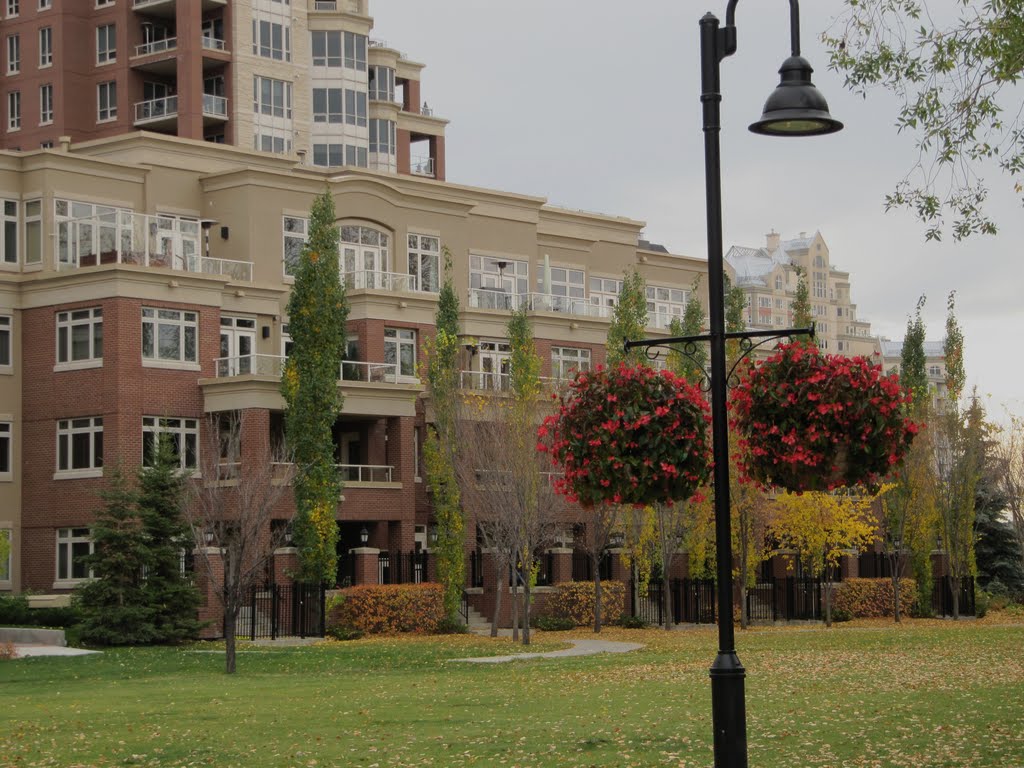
[770,490,879,626]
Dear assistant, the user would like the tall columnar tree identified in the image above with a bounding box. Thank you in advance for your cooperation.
[424,248,465,622]
[282,191,348,584]
[791,266,813,334]
[76,468,157,646]
[137,436,201,643]
[606,269,648,367]
[900,296,930,407]
[666,278,707,384]
[824,0,1023,240]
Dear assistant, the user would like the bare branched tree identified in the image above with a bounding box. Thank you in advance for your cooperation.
[994,415,1024,566]
[186,412,295,673]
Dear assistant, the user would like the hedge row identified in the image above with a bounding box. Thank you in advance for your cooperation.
[0,594,80,628]
[545,580,625,626]
[832,577,918,618]
[327,583,445,635]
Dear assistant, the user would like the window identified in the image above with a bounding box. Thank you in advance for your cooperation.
[368,66,395,102]
[56,528,93,582]
[6,35,19,74]
[5,1,16,19]
[369,118,395,155]
[38,0,51,9]
[255,132,290,154]
[6,90,19,130]
[384,328,416,379]
[0,422,10,479]
[23,199,38,264]
[56,308,103,366]
[39,84,53,124]
[345,145,367,167]
[0,528,9,582]
[38,27,52,67]
[57,417,103,473]
[141,307,198,364]
[312,143,342,168]
[96,0,113,5]
[97,81,116,121]
[537,264,585,300]
[312,87,342,123]
[407,234,439,292]
[282,216,307,276]
[344,89,367,126]
[253,76,292,118]
[0,315,10,369]
[589,276,622,310]
[929,364,942,377]
[340,224,390,281]
[343,31,366,70]
[552,347,591,381]
[469,255,529,305]
[1,200,15,264]
[281,323,292,357]
[96,24,115,64]
[311,30,341,67]
[142,417,198,471]
[252,19,290,61]
[646,285,690,329]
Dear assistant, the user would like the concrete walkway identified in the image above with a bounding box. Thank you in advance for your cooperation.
[12,644,100,657]
[452,638,643,664]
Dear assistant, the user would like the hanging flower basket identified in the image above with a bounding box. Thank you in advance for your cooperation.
[730,343,919,493]
[538,364,712,507]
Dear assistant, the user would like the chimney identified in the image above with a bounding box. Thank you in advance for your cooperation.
[765,230,780,252]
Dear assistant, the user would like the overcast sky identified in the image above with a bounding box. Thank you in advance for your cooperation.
[372,1,1023,425]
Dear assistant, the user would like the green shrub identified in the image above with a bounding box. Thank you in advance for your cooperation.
[0,595,80,628]
[547,580,625,627]
[617,615,651,629]
[532,616,576,631]
[434,617,469,635]
[0,594,31,625]
[328,583,445,635]
[326,626,364,641]
[832,578,918,618]
[975,590,989,619]
[831,607,853,623]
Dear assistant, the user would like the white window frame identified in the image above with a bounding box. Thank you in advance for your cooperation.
[343,31,366,70]
[141,307,199,368]
[312,143,343,168]
[537,264,585,299]
[253,75,292,118]
[7,90,20,131]
[39,83,53,124]
[551,347,591,381]
[646,285,690,330]
[97,80,116,122]
[589,276,622,309]
[56,416,103,477]
[407,234,439,293]
[469,255,529,302]
[38,0,51,9]
[1,199,16,265]
[282,215,307,277]
[311,30,341,67]
[344,88,367,127]
[142,416,199,471]
[252,18,291,62]
[6,34,19,74]
[38,27,52,67]
[384,327,417,382]
[56,527,93,585]
[369,118,395,155]
[312,87,342,123]
[5,0,17,18]
[56,307,103,370]
[96,24,116,65]
[0,315,11,371]
[0,421,11,480]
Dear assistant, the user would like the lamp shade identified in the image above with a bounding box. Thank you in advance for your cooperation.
[749,55,843,137]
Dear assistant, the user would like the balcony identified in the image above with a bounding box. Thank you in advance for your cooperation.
[133,0,226,16]
[213,356,408,387]
[56,210,253,282]
[134,95,178,128]
[467,289,613,319]
[135,37,177,57]
[271,462,396,485]
[342,270,418,292]
[202,94,228,122]
[410,156,435,177]
[201,36,226,52]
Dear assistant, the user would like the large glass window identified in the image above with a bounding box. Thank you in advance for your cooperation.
[344,89,367,127]
[6,34,19,74]
[345,145,368,168]
[282,216,307,276]
[369,119,395,155]
[253,76,292,118]
[368,66,395,102]
[0,421,11,479]
[312,143,342,168]
[589,276,622,310]
[312,87,342,123]
[142,416,198,470]
[407,234,439,293]
[469,255,528,308]
[551,347,591,381]
[340,225,390,281]
[311,30,341,66]
[56,527,93,582]
[7,91,20,131]
[343,31,366,70]
[57,417,103,473]
[384,328,416,379]
[646,285,690,329]
[1,200,16,264]
[97,81,117,122]
[56,307,102,365]
[39,83,53,124]
[536,265,585,299]
[38,27,52,67]
[96,24,115,64]
[0,315,10,368]
[252,19,290,61]
[141,307,197,364]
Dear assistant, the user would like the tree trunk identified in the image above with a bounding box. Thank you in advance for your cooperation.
[510,574,519,642]
[490,570,503,638]
[224,605,237,674]
[892,567,901,624]
[522,577,531,646]
[593,553,603,634]
[949,574,960,620]
[740,584,749,630]
[823,580,832,628]
[662,578,672,631]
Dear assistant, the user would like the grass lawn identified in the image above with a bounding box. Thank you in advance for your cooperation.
[2,617,1023,767]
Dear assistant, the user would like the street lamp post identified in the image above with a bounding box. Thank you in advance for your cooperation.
[626,3,842,766]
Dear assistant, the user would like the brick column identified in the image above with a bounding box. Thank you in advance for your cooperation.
[195,546,225,639]
[350,547,380,585]
[547,547,573,584]
[175,0,205,140]
[607,548,629,582]
[273,547,299,586]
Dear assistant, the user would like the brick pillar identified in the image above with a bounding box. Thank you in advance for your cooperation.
[431,135,446,181]
[350,547,380,585]
[841,551,860,579]
[607,548,628,582]
[195,546,225,639]
[175,0,205,140]
[397,128,411,175]
[548,547,573,584]
[273,547,299,586]
[481,548,501,592]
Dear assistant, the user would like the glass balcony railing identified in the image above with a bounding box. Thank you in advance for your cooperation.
[342,270,418,292]
[202,94,228,117]
[134,95,178,124]
[135,38,177,56]
[410,156,435,176]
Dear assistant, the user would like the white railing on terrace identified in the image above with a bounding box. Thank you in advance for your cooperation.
[56,210,253,282]
[270,463,394,484]
[342,270,418,292]
[134,95,178,123]
[201,36,226,51]
[410,156,435,176]
[468,289,614,319]
[202,94,228,117]
[468,288,520,311]
[460,370,510,392]
[341,360,399,384]
[135,38,177,57]
[215,354,286,378]
[648,311,684,330]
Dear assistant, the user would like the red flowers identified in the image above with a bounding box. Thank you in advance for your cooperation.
[538,363,712,507]
[730,343,918,493]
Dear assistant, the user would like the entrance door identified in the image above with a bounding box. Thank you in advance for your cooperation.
[219,316,256,375]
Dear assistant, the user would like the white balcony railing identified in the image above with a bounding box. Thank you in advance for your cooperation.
[56,210,253,282]
[410,156,435,177]
[270,462,395,484]
[468,289,614,319]
[135,38,177,57]
[460,370,510,392]
[341,360,400,384]
[214,354,286,378]
[342,270,418,292]
[202,94,228,117]
[468,288,521,311]
[134,95,178,123]
[201,36,226,51]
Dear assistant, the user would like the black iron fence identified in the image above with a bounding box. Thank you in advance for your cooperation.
[469,548,484,588]
[745,577,824,622]
[932,576,975,617]
[572,550,613,582]
[630,579,717,625]
[239,582,326,640]
[377,551,430,585]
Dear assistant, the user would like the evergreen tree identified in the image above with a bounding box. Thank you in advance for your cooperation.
[76,469,157,646]
[282,191,348,583]
[137,436,201,643]
[606,269,648,367]
[666,278,707,384]
[791,266,813,335]
[900,296,929,408]
[975,435,1024,596]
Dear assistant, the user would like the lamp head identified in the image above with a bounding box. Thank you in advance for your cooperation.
[749,56,843,137]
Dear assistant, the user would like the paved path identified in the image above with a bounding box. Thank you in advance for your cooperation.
[12,644,100,657]
[452,638,643,664]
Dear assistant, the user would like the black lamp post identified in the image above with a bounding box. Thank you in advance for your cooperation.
[626,3,842,766]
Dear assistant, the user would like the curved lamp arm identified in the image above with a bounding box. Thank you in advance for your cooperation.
[725,0,801,57]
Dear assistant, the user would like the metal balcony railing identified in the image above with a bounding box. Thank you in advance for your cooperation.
[342,270,418,292]
[202,94,228,117]
[134,95,178,123]
[460,370,511,392]
[135,38,177,57]
[201,36,226,51]
[340,360,401,384]
[410,156,434,176]
[270,463,395,484]
[214,354,285,378]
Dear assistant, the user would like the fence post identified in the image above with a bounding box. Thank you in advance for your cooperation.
[249,585,257,641]
[271,584,279,641]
